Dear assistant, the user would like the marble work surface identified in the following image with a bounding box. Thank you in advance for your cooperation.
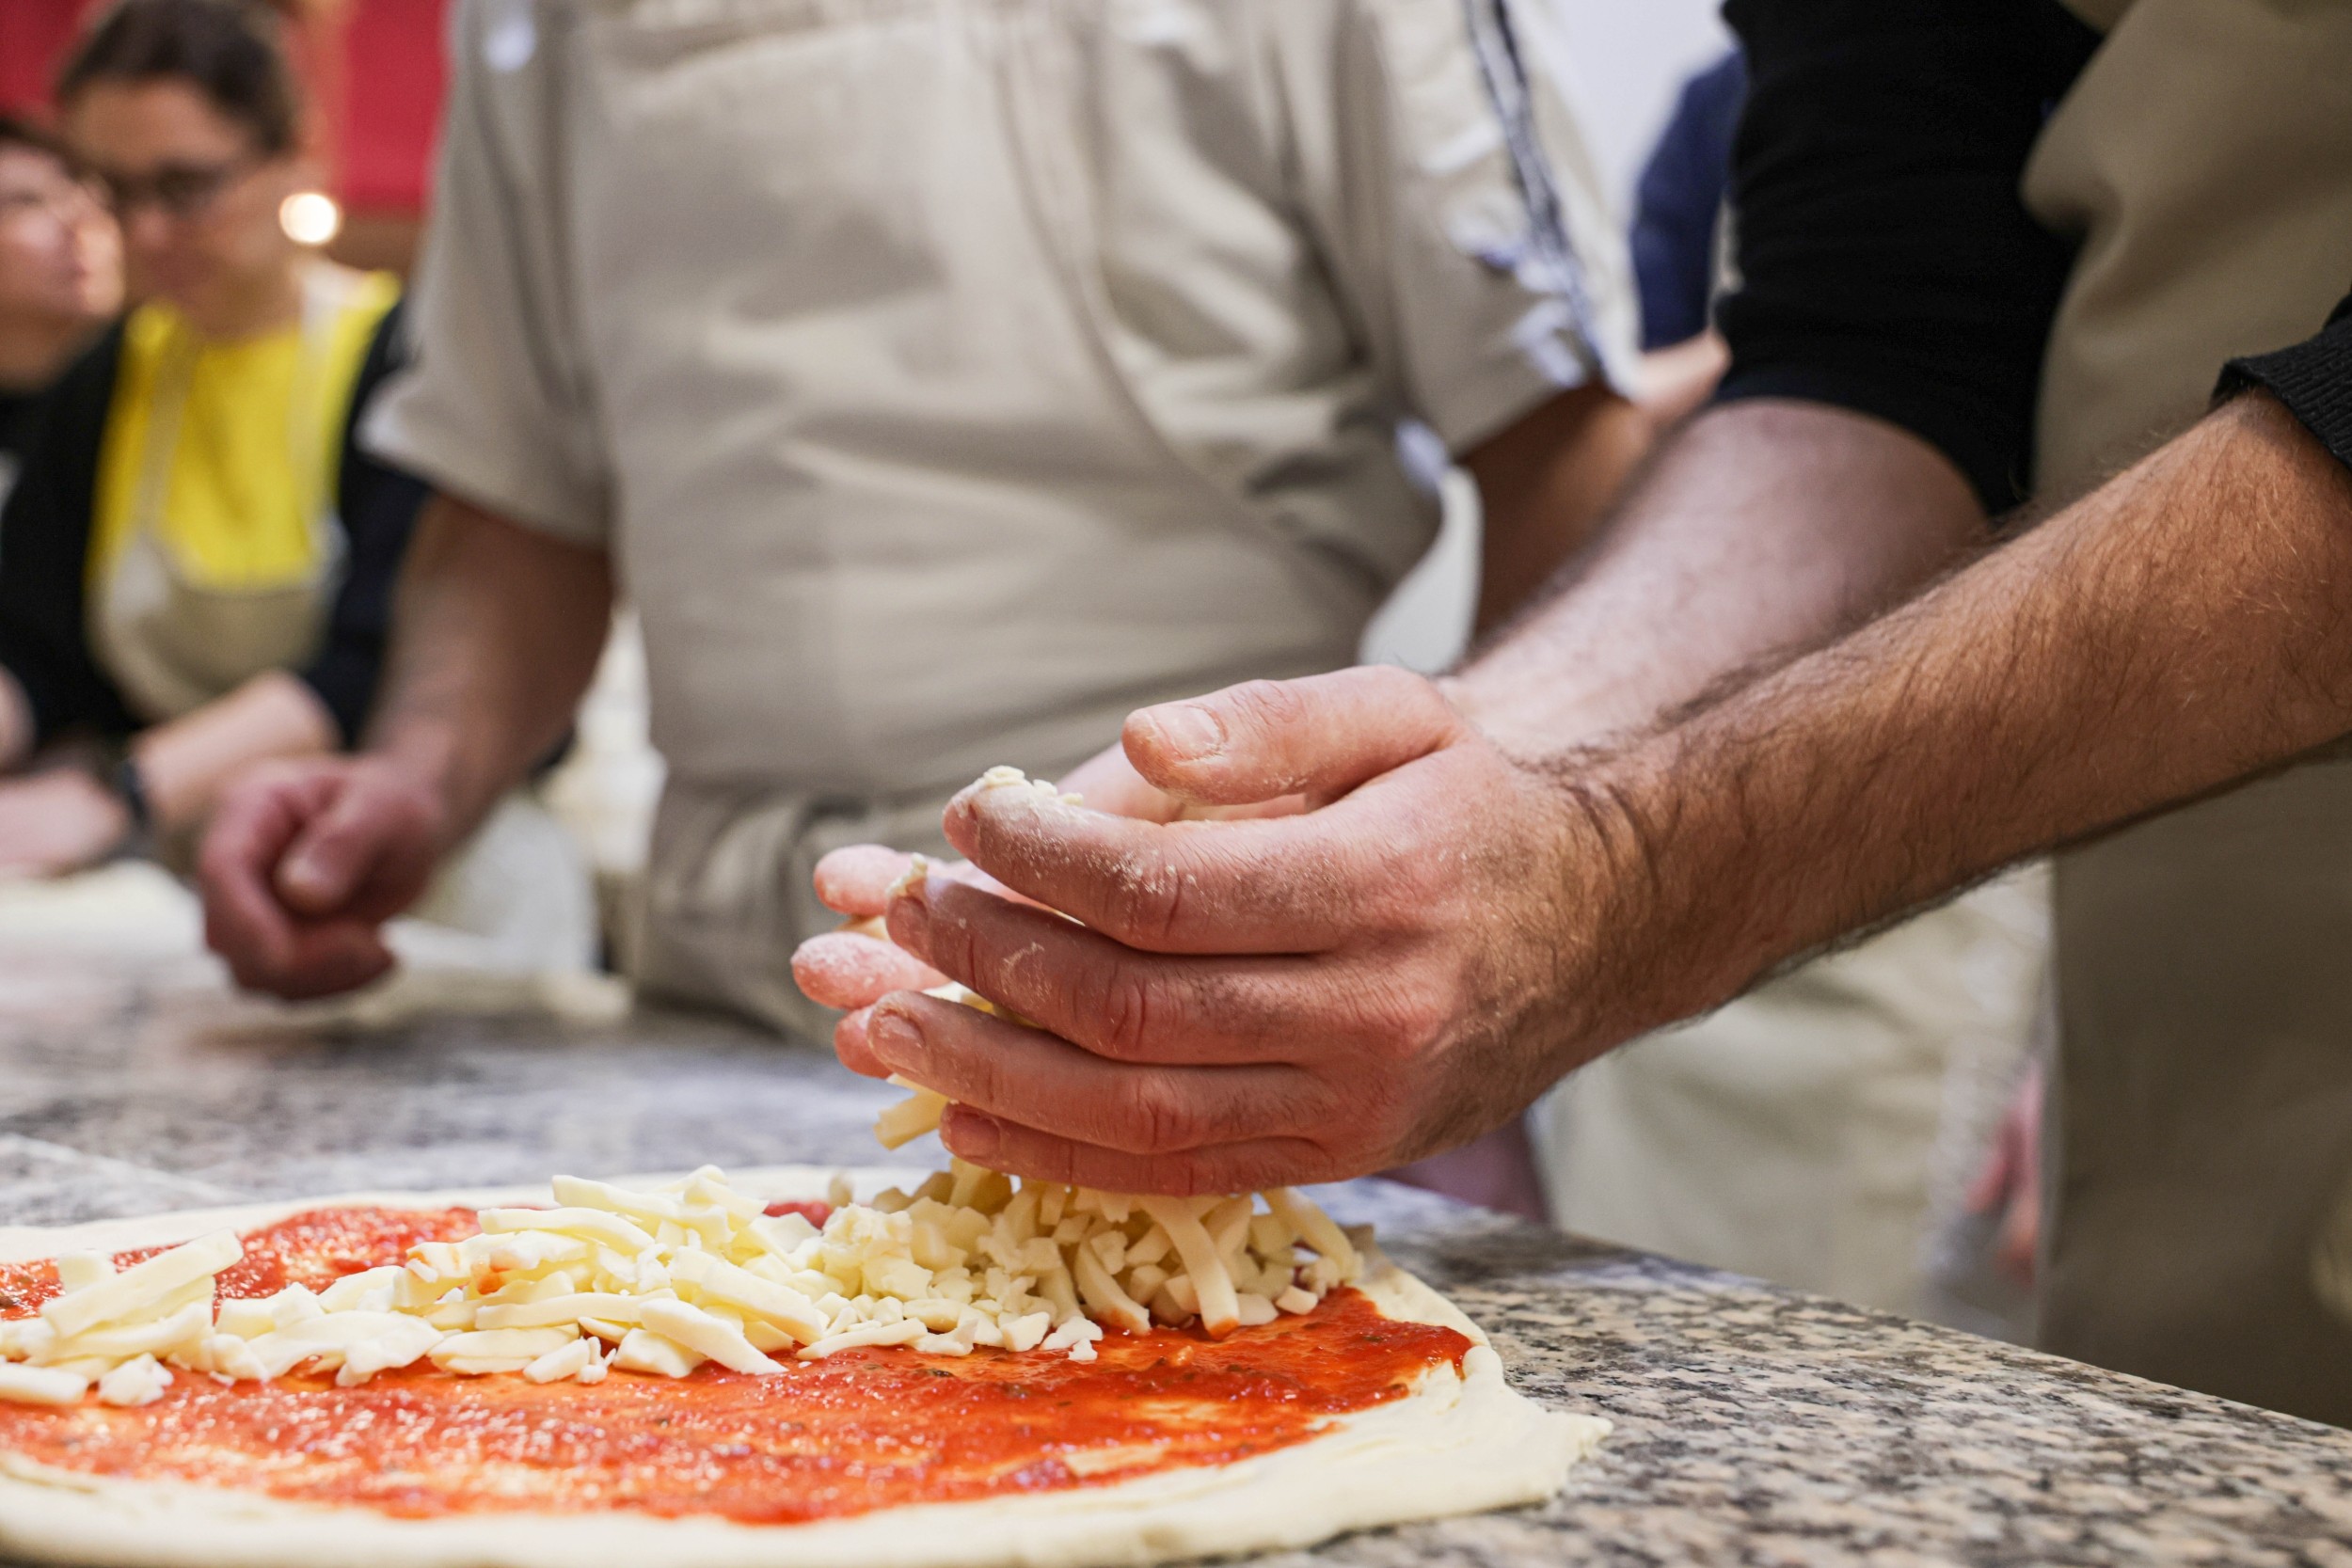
[3,879,2351,1566]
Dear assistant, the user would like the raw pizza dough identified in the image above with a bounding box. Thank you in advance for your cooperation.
[0,1168,1608,1568]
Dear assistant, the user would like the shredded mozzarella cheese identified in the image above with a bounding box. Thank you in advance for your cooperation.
[0,1162,1358,1404]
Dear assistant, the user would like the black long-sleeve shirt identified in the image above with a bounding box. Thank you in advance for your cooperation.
[1714,0,2352,502]
[2219,296,2352,467]
[1712,0,2100,513]
[0,306,426,750]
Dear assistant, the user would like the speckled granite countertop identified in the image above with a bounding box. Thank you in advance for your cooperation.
[3,892,2350,1566]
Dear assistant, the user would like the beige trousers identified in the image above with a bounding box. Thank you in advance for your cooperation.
[1536,872,2049,1322]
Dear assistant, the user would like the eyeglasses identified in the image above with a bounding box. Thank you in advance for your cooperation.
[0,171,103,226]
[90,154,261,221]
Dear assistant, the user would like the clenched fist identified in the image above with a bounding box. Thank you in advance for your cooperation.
[199,756,449,999]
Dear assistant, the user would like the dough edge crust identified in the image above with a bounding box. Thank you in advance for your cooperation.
[0,1169,1609,1568]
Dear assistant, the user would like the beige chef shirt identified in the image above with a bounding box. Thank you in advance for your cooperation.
[369,0,1633,1031]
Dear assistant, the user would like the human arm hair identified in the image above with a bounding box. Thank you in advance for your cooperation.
[1455,399,1986,750]
[1553,394,2352,1051]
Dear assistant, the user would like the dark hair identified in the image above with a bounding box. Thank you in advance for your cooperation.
[0,115,73,169]
[56,0,302,157]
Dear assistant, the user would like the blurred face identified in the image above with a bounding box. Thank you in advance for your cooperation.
[62,79,307,329]
[0,142,119,336]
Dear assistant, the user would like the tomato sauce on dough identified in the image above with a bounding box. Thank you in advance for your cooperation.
[0,1206,1469,1523]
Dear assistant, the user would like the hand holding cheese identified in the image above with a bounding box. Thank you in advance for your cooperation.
[840,679,1604,1196]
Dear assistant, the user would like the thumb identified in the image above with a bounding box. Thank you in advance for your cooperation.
[1120,666,1469,808]
[275,783,402,915]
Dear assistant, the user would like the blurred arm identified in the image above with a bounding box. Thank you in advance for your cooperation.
[1456,399,1985,748]
[1459,385,1653,636]
[132,671,336,834]
[365,493,612,840]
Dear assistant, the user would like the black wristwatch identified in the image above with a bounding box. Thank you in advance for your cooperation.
[112,752,153,836]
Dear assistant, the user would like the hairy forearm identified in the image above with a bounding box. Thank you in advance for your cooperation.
[1455,400,1985,751]
[365,495,613,841]
[1565,394,2352,1050]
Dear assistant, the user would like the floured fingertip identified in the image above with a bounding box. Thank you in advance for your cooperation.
[812,844,919,915]
[791,930,924,1007]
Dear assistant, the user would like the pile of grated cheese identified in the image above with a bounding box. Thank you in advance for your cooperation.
[0,1163,1361,1409]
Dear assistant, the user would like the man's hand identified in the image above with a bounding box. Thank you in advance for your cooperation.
[198,756,448,1000]
[0,769,130,878]
[195,494,617,1002]
[844,667,1627,1195]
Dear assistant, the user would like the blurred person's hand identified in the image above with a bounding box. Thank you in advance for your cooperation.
[0,768,130,878]
[829,667,1631,1194]
[1965,1061,2044,1288]
[198,755,448,999]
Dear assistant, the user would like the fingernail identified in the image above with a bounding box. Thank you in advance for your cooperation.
[278,853,332,904]
[884,874,935,959]
[943,1106,999,1161]
[868,1006,925,1069]
[1144,703,1225,760]
[884,853,931,905]
[961,768,1075,816]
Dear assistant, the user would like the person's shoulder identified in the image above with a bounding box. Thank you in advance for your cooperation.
[22,320,127,450]
[52,320,126,400]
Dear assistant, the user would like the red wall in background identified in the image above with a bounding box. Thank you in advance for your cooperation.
[0,0,449,218]
[0,4,87,117]
[337,0,450,214]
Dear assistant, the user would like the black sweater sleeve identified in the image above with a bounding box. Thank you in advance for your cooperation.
[2217,293,2352,475]
[1712,0,2101,514]
[295,303,430,748]
[0,325,136,749]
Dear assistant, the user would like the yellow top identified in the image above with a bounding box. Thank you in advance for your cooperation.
[90,267,400,593]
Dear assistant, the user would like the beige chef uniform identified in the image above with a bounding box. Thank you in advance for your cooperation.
[2025,0,2352,1426]
[367,0,1634,1037]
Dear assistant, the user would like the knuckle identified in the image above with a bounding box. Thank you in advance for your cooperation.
[956,1024,1013,1109]
[1103,862,1188,950]
[1221,678,1309,739]
[1115,1074,1206,1156]
[1349,974,1448,1064]
[1011,1135,1088,1189]
[929,910,983,987]
[1084,964,1166,1062]
[1132,1148,1212,1197]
